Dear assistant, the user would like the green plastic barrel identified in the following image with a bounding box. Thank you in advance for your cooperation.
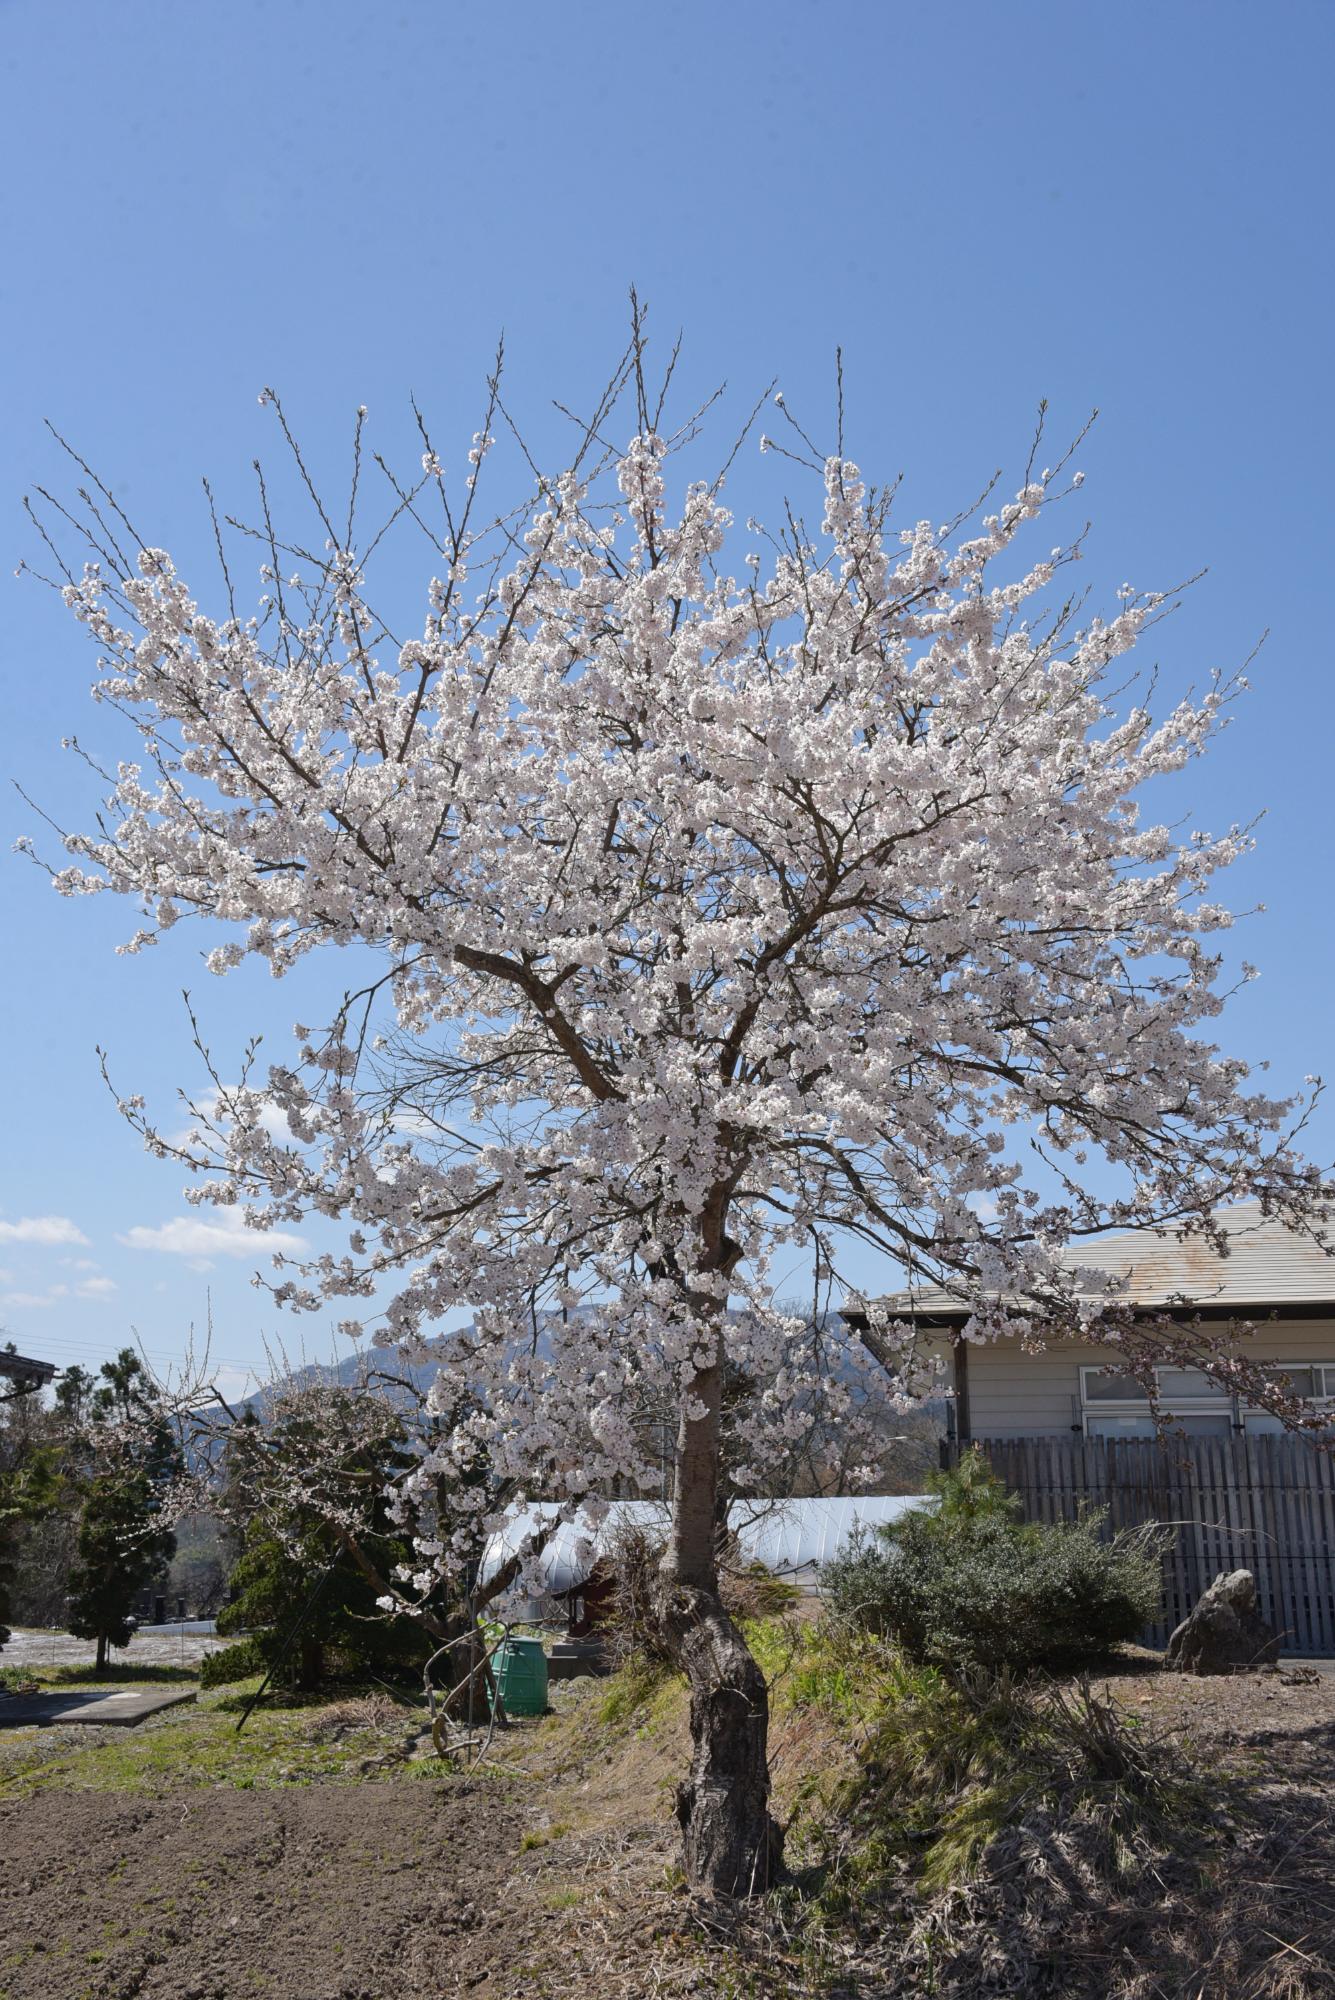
[494,1636,548,1717]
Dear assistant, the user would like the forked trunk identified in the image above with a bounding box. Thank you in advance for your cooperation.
[660,1312,782,1896]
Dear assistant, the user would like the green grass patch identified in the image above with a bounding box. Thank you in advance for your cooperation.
[41,1662,201,1687]
[596,1653,679,1727]
[0,1684,439,1798]
[804,1647,1206,1910]
[746,1613,882,1727]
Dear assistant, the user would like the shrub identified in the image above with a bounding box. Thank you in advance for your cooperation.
[599,1521,675,1667]
[199,1636,267,1688]
[821,1455,1165,1673]
[216,1517,423,1692]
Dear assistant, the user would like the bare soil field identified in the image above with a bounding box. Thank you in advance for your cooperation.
[3,1781,525,2000]
[0,1678,714,2000]
[3,1655,1335,1999]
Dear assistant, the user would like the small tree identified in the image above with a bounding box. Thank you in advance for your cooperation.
[30,318,1327,1888]
[211,1383,425,1692]
[0,1356,61,1651]
[0,1359,90,1641]
[214,1515,421,1692]
[65,1351,180,1672]
[201,1364,561,1719]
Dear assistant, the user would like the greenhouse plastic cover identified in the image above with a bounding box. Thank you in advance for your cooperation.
[477,1493,929,1597]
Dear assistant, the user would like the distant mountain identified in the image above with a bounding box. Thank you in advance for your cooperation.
[211,1316,949,1426]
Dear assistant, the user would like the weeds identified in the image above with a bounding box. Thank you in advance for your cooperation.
[735,1616,1315,1998]
[596,1653,677,1726]
[302,1693,419,1742]
[812,1656,1202,1903]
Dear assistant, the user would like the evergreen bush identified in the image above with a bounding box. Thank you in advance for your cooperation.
[216,1516,423,1692]
[822,1454,1165,1673]
[199,1635,268,1688]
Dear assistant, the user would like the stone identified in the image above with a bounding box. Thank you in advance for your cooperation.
[1165,1568,1280,1674]
[545,1637,608,1681]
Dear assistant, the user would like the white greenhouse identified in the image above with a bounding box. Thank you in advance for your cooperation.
[478,1492,928,1613]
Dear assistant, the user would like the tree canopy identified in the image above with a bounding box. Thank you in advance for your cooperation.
[29,325,1327,1886]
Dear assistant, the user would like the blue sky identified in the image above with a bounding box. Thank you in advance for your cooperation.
[2,0,1332,1398]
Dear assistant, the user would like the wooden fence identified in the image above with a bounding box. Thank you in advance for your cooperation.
[946,1434,1335,1656]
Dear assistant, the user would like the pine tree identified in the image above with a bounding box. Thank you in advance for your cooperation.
[65,1350,180,1673]
[0,1345,62,1651]
[215,1513,419,1693]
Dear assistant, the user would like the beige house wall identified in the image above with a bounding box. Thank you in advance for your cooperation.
[932,1317,1335,1439]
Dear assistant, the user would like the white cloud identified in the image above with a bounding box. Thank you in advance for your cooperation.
[210,1364,261,1402]
[118,1212,308,1262]
[0,1215,89,1247]
[167,1094,299,1153]
[2,1275,114,1308]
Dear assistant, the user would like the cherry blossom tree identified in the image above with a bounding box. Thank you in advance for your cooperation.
[25,318,1327,1892]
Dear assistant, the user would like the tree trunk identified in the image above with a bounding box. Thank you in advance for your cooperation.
[298,1633,323,1691]
[659,1321,782,1897]
[95,1631,107,1674]
[660,1575,781,1895]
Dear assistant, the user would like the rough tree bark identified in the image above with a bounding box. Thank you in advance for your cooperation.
[658,1283,783,1897]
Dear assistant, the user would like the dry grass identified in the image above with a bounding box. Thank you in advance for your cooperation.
[301,1690,416,1742]
[749,1630,1335,1999]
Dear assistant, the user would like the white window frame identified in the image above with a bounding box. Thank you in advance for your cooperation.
[1239,1362,1335,1433]
[1078,1360,1335,1438]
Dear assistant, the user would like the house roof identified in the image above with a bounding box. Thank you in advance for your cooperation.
[852,1201,1335,1325]
[0,1349,57,1392]
[478,1493,930,1596]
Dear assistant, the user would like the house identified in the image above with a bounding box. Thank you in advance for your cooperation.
[848,1201,1335,1446]
[845,1202,1335,1654]
[0,1349,57,1404]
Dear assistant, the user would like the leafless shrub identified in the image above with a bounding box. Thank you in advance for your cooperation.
[303,1691,410,1742]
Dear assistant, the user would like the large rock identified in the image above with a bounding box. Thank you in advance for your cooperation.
[1165,1568,1280,1673]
